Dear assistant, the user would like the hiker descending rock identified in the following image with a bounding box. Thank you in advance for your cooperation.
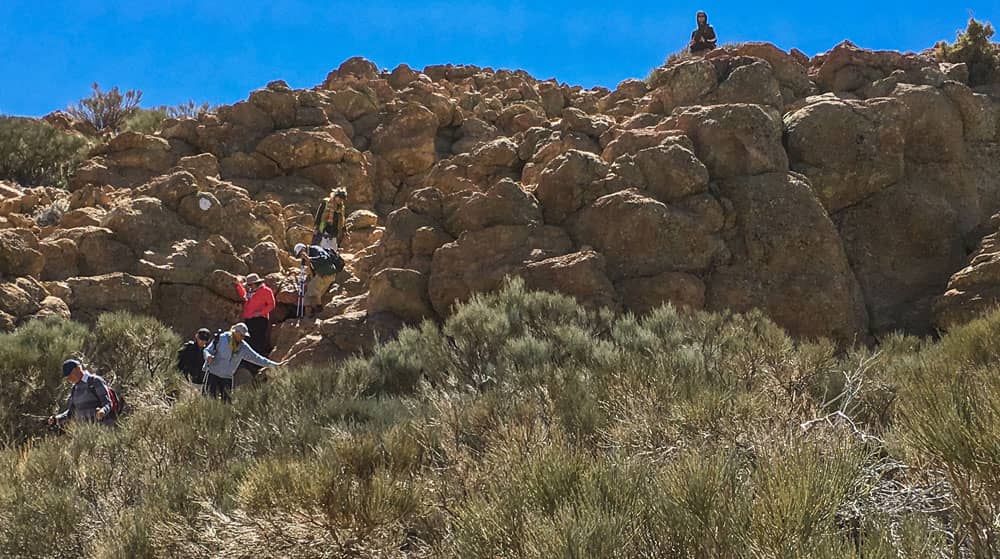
[312,188,347,251]
[203,322,285,403]
[293,242,345,317]
[48,359,120,427]
[689,11,717,53]
[177,328,212,384]
[235,273,276,374]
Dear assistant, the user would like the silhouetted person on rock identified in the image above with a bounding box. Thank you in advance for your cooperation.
[689,11,717,54]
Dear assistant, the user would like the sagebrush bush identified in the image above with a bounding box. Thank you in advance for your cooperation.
[0,283,991,557]
[68,83,143,134]
[935,17,1000,86]
[0,116,91,187]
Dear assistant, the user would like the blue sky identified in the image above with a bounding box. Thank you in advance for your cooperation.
[0,1,996,117]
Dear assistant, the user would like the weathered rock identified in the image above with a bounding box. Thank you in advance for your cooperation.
[428,224,573,315]
[703,59,783,109]
[600,128,686,163]
[60,207,105,228]
[708,173,868,344]
[249,84,298,130]
[616,272,706,314]
[347,210,378,231]
[39,238,80,281]
[0,282,40,317]
[371,103,439,175]
[892,84,964,163]
[444,179,541,236]
[0,229,44,278]
[607,144,710,204]
[661,104,787,179]
[784,97,905,211]
[136,171,199,210]
[256,128,349,170]
[570,189,725,280]
[102,197,198,251]
[646,59,718,112]
[67,273,155,323]
[137,236,247,285]
[243,241,283,275]
[368,268,434,323]
[934,223,1000,329]
[521,250,619,310]
[153,283,241,335]
[176,153,221,187]
[533,149,610,224]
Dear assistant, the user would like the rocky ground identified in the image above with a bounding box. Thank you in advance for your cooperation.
[3,40,1000,365]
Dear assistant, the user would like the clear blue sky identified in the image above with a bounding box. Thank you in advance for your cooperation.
[0,1,996,117]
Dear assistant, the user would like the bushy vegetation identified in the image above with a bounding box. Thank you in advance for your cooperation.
[935,17,1000,86]
[1,280,998,557]
[67,82,143,134]
[124,101,214,134]
[0,116,91,187]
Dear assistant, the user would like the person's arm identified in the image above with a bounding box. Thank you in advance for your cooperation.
[54,392,73,421]
[177,345,190,380]
[239,341,282,368]
[88,378,114,419]
[261,288,276,316]
[313,201,325,229]
[705,26,716,43]
[235,281,247,300]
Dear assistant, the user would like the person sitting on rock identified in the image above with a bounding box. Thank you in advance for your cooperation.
[177,328,213,384]
[203,322,285,403]
[48,359,117,427]
[235,273,276,375]
[689,11,717,54]
[293,242,345,317]
[312,188,347,251]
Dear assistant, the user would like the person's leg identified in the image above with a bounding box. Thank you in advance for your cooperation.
[206,374,220,400]
[244,317,268,375]
[305,274,336,310]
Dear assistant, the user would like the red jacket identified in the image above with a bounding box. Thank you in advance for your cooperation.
[236,282,276,319]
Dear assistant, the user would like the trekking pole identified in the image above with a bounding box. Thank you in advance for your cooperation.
[296,263,307,318]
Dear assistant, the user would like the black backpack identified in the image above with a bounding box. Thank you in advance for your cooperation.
[310,246,345,276]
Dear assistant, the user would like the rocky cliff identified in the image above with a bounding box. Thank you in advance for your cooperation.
[3,40,1000,364]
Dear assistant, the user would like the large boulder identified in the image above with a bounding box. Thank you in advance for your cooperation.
[892,84,965,164]
[256,127,350,170]
[934,221,1000,329]
[661,104,787,179]
[703,59,783,109]
[368,268,434,323]
[0,282,41,318]
[48,226,135,276]
[371,103,439,176]
[532,149,610,224]
[645,59,718,112]
[67,273,155,323]
[570,189,726,280]
[520,250,620,310]
[102,197,198,251]
[153,283,241,335]
[708,173,868,344]
[784,96,906,212]
[136,236,247,285]
[607,143,710,204]
[428,224,573,315]
[444,179,541,236]
[0,229,44,278]
[616,272,706,314]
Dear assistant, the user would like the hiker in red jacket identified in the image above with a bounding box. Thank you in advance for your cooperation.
[235,273,275,374]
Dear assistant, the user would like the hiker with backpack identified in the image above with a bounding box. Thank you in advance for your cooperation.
[312,188,347,251]
[293,242,345,317]
[177,328,213,384]
[235,273,276,374]
[47,359,121,427]
[203,322,286,403]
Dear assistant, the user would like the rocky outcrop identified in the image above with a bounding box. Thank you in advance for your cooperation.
[13,40,1000,365]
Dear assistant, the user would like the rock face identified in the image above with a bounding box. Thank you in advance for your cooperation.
[12,42,1000,365]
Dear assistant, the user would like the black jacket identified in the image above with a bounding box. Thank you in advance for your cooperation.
[177,340,206,383]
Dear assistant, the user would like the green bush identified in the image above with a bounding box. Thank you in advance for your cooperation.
[68,83,143,134]
[0,116,91,187]
[935,17,1000,86]
[124,107,168,134]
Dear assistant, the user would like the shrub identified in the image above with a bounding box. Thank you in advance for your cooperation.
[935,17,1000,86]
[68,82,143,134]
[0,116,90,187]
[167,100,213,118]
[124,107,168,134]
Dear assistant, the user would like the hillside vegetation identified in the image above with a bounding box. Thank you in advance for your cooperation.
[1,280,998,558]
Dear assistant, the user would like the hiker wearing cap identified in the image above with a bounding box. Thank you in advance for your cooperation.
[177,328,213,384]
[48,359,117,427]
[293,242,345,317]
[689,11,717,53]
[203,322,285,403]
[235,273,276,367]
[312,188,347,251]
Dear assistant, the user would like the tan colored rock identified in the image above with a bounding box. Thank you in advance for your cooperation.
[368,268,434,323]
[521,250,619,310]
[661,104,787,179]
[533,149,610,224]
[371,103,438,175]
[709,173,868,344]
[934,226,1000,329]
[346,210,378,230]
[600,128,687,162]
[135,171,199,210]
[646,59,718,112]
[243,241,283,275]
[892,84,964,163]
[616,272,705,314]
[60,207,105,228]
[444,179,541,236]
[220,152,281,179]
[137,236,247,284]
[411,226,453,257]
[428,224,573,315]
[49,226,135,276]
[256,128,349,170]
[0,229,44,278]
[153,283,241,335]
[39,238,80,281]
[570,189,725,280]
[31,295,71,321]
[703,59,783,109]
[249,83,297,129]
[67,273,155,323]
[176,153,221,187]
[0,282,40,317]
[102,197,198,251]
[607,144,710,204]
[784,97,905,212]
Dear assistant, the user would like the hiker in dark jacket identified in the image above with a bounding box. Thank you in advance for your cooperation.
[48,359,116,427]
[293,242,344,317]
[177,328,213,383]
[689,11,717,53]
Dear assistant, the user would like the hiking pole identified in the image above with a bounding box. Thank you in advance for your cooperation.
[296,262,307,319]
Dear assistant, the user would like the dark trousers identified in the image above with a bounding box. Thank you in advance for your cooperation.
[205,373,233,403]
[244,317,271,374]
